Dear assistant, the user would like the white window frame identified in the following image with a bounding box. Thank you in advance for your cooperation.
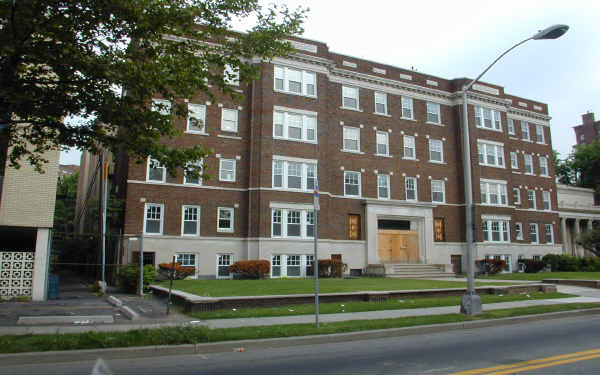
[181,205,201,236]
[513,187,521,205]
[510,152,518,169]
[477,141,505,168]
[521,121,530,141]
[405,177,418,201]
[374,91,387,115]
[480,180,508,206]
[187,103,206,133]
[344,171,361,197]
[508,119,516,135]
[271,208,315,238]
[144,203,164,235]
[342,86,359,110]
[482,220,510,243]
[426,102,441,124]
[401,97,414,119]
[274,65,316,97]
[431,180,445,203]
[216,254,233,279]
[429,139,444,163]
[152,98,171,116]
[536,124,545,144]
[184,159,203,186]
[219,158,236,182]
[524,154,534,174]
[474,106,502,131]
[273,109,317,143]
[272,157,317,191]
[539,156,549,176]
[221,108,238,132]
[224,64,239,86]
[545,224,554,244]
[376,131,389,156]
[542,191,551,211]
[343,126,361,152]
[377,174,390,200]
[529,223,539,244]
[217,207,234,233]
[147,158,166,183]
[515,222,523,240]
[527,190,536,209]
[403,135,416,159]
[176,253,197,278]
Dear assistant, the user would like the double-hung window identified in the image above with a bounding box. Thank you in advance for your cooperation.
[405,177,417,201]
[539,156,549,176]
[521,121,530,141]
[152,98,171,115]
[217,207,234,232]
[219,159,236,182]
[272,157,317,191]
[527,190,536,209]
[508,119,516,135]
[271,208,316,238]
[536,125,545,144]
[474,106,502,131]
[217,254,232,278]
[513,188,521,205]
[403,135,416,159]
[144,203,163,235]
[176,253,195,267]
[342,86,359,110]
[343,126,360,152]
[344,171,361,197]
[426,102,441,124]
[376,131,389,156]
[377,174,390,199]
[529,223,539,243]
[482,219,510,242]
[184,160,203,185]
[542,191,551,210]
[181,205,200,236]
[147,158,166,183]
[401,97,414,119]
[515,222,523,240]
[510,152,518,169]
[374,92,387,114]
[477,141,505,168]
[429,139,443,162]
[287,210,301,237]
[274,65,316,96]
[545,224,554,244]
[431,180,445,203]
[187,103,206,133]
[524,154,534,174]
[221,108,238,132]
[287,162,302,189]
[480,181,508,206]
[273,109,317,143]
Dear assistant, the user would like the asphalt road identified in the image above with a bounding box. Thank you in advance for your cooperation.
[4,315,600,375]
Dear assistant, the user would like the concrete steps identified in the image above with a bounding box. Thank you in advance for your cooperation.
[384,263,455,278]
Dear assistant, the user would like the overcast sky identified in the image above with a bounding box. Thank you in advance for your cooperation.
[60,0,600,165]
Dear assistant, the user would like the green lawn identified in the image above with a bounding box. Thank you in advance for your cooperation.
[482,272,600,281]
[158,278,517,297]
[187,292,572,319]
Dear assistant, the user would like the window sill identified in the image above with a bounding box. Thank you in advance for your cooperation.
[271,187,313,193]
[145,179,166,184]
[428,160,446,165]
[218,134,242,140]
[476,126,503,133]
[185,131,209,136]
[184,183,203,187]
[480,203,510,207]
[181,234,201,238]
[274,88,317,99]
[512,171,521,175]
[540,175,551,179]
[521,139,532,143]
[143,233,163,236]
[273,136,318,145]
[432,200,446,204]
[341,149,365,155]
[401,117,416,122]
[479,164,506,169]
[344,194,362,198]
[373,112,391,117]
[426,121,445,126]
[375,153,392,158]
[217,229,235,233]
[509,135,517,139]
[524,172,535,176]
[402,157,419,161]
[219,179,236,183]
[340,106,363,112]
[536,141,547,145]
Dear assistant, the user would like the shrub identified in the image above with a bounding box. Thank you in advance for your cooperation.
[316,259,347,278]
[475,259,507,275]
[521,259,545,273]
[117,264,156,293]
[542,254,561,271]
[228,260,270,279]
[558,255,581,272]
[157,262,195,281]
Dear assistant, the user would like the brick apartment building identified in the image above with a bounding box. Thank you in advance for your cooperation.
[573,112,600,146]
[104,36,562,278]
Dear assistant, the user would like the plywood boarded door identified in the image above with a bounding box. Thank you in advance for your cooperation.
[378,230,419,263]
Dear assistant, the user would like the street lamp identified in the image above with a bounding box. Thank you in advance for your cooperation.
[460,24,569,315]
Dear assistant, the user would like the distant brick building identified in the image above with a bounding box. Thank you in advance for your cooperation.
[90,36,563,278]
[573,112,600,146]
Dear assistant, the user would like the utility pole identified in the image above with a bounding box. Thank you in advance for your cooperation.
[313,184,320,328]
[101,154,109,283]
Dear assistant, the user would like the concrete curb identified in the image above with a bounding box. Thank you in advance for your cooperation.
[1,308,599,365]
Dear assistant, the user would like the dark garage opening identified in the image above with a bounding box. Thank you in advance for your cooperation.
[377,220,410,230]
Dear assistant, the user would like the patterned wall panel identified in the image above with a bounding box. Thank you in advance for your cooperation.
[0,252,34,298]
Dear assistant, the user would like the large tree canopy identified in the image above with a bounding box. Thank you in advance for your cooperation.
[1,0,305,172]
[571,140,600,194]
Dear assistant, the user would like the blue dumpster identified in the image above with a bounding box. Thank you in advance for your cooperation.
[47,274,59,300]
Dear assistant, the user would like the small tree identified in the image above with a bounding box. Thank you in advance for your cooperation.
[579,227,600,257]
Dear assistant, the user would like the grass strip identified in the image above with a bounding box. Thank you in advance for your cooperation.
[481,272,600,281]
[187,292,572,319]
[1,302,599,354]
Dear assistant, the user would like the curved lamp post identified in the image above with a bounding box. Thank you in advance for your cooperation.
[460,24,569,315]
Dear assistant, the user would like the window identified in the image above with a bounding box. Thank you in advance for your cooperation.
[429,139,443,162]
[217,254,232,278]
[376,131,389,155]
[181,205,200,236]
[431,180,445,203]
[542,191,551,210]
[343,126,360,152]
[348,214,361,240]
[287,255,301,276]
[513,188,521,205]
[477,142,505,168]
[434,218,445,241]
[515,222,523,240]
[217,207,234,232]
[342,86,359,109]
[224,64,239,86]
[152,98,171,115]
[527,190,536,209]
[401,97,413,119]
[147,158,166,182]
[510,152,518,169]
[403,135,416,159]
[545,224,554,244]
[221,109,238,132]
[274,65,316,96]
[482,220,510,242]
[524,154,533,174]
[144,203,163,235]
[344,171,361,197]
[580,133,585,142]
[521,121,530,141]
[184,160,203,185]
[374,92,387,114]
[271,209,315,238]
[529,223,538,243]
[480,181,508,206]
[405,177,417,201]
[508,119,515,135]
[187,103,206,133]
[219,159,236,182]
[306,254,314,276]
[272,158,317,191]
[536,125,545,143]
[539,156,549,176]
[176,253,195,267]
[271,255,281,277]
[273,109,317,142]
[474,107,502,131]
[426,102,441,124]
[377,174,390,199]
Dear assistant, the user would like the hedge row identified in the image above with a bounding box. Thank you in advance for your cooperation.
[542,254,600,272]
[475,259,507,275]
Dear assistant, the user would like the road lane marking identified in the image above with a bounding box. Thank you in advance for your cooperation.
[484,353,600,375]
[447,348,600,375]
